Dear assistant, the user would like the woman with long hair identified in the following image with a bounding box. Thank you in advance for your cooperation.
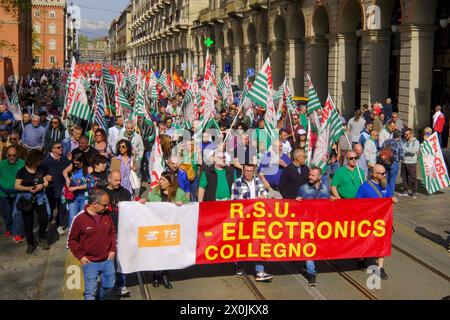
[146,172,189,289]
[14,150,51,254]
[111,139,135,195]
[93,128,109,158]
[63,153,89,227]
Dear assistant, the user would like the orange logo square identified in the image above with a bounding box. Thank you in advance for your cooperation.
[138,225,181,248]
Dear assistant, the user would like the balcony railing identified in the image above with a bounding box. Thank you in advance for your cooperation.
[249,0,268,10]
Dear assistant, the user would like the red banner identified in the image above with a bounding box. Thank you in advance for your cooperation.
[196,199,393,264]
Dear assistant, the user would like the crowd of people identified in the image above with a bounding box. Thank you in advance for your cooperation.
[0,68,449,300]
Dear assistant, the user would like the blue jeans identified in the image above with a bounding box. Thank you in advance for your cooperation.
[387,161,400,194]
[190,176,199,202]
[68,194,86,227]
[306,260,316,276]
[255,264,265,274]
[82,259,115,300]
[12,192,50,237]
[0,196,14,232]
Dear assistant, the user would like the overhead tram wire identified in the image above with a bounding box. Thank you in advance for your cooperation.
[74,5,122,13]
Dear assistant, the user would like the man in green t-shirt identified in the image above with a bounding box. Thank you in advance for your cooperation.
[198,150,234,202]
[0,146,25,236]
[331,151,365,199]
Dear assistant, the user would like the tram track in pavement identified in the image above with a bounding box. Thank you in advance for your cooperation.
[322,261,379,300]
[391,244,450,282]
[137,272,152,300]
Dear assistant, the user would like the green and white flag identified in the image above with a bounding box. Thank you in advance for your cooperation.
[149,70,158,101]
[320,94,344,144]
[157,69,168,90]
[134,75,145,117]
[312,95,345,172]
[68,78,92,121]
[419,132,450,194]
[306,74,322,116]
[247,58,272,110]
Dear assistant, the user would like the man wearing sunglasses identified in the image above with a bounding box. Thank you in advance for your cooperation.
[43,142,71,235]
[0,133,27,160]
[356,164,398,280]
[43,117,68,153]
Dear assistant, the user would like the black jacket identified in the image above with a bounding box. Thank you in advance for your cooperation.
[43,123,66,152]
[279,163,309,199]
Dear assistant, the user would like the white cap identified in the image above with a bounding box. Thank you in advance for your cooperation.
[298,129,306,135]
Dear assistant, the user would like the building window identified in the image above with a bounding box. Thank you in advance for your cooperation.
[34,10,40,18]
[34,56,41,64]
[49,40,56,50]
[33,23,41,33]
[50,56,56,64]
[50,11,56,18]
[49,24,56,34]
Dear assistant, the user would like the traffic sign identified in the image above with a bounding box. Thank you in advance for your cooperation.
[247,68,255,77]
[224,63,231,73]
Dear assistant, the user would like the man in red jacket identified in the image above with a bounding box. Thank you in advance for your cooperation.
[68,188,116,300]
[433,105,446,147]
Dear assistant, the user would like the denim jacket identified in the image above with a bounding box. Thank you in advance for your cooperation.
[297,182,330,199]
[12,191,51,236]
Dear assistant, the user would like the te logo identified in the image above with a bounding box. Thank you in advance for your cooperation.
[138,225,181,247]
[66,265,81,290]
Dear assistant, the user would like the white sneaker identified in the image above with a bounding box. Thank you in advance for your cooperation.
[117,286,131,296]
[57,226,65,236]
[255,272,273,282]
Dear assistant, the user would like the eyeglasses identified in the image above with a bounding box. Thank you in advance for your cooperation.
[7,154,17,157]
[376,172,387,176]
[9,137,17,140]
[118,145,127,149]
[95,202,109,209]
[348,157,358,161]
[51,122,58,124]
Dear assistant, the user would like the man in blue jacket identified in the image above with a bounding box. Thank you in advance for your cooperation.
[297,166,332,286]
[166,155,190,199]
[356,164,398,280]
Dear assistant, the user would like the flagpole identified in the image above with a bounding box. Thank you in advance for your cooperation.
[223,97,245,144]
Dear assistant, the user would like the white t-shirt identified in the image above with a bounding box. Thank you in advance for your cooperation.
[247,179,256,198]
[282,140,292,156]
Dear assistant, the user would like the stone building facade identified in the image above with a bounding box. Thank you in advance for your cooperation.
[32,0,66,69]
[127,0,209,77]
[190,0,449,131]
[0,1,33,84]
[79,37,109,63]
